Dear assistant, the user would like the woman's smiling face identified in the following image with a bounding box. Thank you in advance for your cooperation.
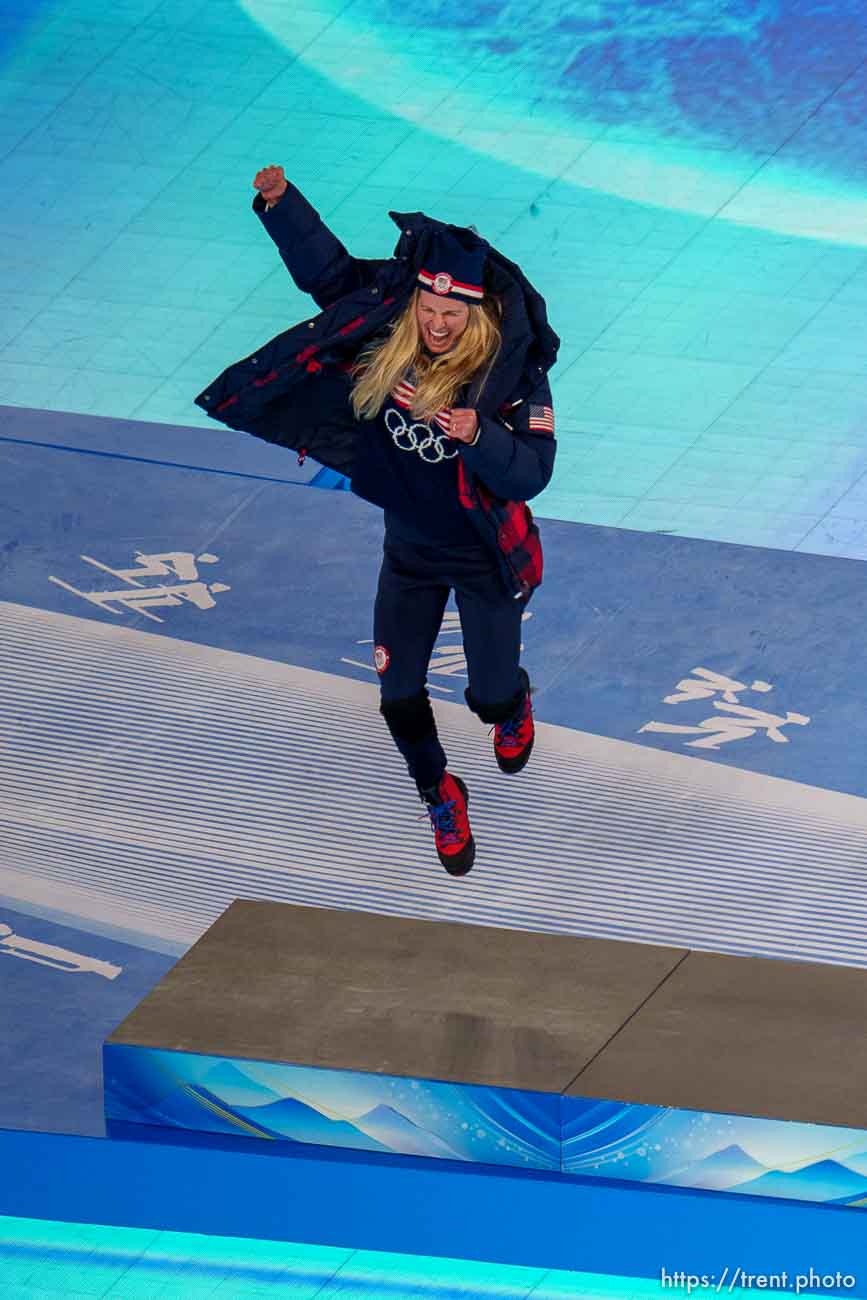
[416,290,471,354]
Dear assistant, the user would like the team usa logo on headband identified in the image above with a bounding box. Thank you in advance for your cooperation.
[418,268,485,302]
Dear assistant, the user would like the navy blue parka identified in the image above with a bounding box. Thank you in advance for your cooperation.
[195,182,559,594]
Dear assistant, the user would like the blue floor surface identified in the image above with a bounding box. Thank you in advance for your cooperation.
[2,431,865,797]
[3,433,867,1147]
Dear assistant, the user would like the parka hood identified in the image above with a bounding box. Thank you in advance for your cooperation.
[388,210,560,412]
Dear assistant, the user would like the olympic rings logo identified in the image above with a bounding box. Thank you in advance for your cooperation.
[385,406,458,463]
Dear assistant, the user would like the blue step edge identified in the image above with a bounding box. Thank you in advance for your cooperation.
[309,467,351,490]
[1,1124,866,1288]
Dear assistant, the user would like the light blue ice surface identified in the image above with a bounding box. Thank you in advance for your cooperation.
[2,0,867,554]
[0,1215,817,1298]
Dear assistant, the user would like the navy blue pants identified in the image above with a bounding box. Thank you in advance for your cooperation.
[374,536,527,790]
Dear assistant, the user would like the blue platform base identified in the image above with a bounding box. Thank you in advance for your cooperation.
[102,1040,867,1210]
[2,1125,867,1289]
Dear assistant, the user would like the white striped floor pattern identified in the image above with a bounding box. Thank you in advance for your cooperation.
[2,600,866,965]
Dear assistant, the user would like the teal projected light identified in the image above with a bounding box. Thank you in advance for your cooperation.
[241,0,867,247]
[0,1215,812,1297]
[2,0,867,554]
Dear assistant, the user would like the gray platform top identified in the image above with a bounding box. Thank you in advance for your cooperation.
[569,950,867,1129]
[108,899,686,1093]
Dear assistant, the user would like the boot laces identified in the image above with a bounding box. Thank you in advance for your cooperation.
[493,696,529,749]
[423,796,461,845]
[496,713,523,746]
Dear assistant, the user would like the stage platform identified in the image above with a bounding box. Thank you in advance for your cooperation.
[105,900,867,1208]
[4,425,867,1152]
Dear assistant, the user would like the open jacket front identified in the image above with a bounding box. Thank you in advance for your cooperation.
[195,183,560,600]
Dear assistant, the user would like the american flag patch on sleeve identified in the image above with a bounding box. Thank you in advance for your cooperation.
[529,405,555,433]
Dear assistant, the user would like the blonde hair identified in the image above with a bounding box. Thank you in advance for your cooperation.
[351,289,502,423]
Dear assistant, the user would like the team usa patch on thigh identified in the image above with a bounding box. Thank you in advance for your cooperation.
[374,644,391,674]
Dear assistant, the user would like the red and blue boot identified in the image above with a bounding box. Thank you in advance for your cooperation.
[418,771,475,876]
[493,683,534,774]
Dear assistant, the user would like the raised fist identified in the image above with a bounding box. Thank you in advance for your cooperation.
[253,164,288,206]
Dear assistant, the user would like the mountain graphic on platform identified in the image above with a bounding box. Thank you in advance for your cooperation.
[199,1062,284,1109]
[102,1073,187,1130]
[828,1151,867,1179]
[732,1159,867,1203]
[661,1144,768,1191]
[145,1084,270,1139]
[229,1093,393,1154]
[352,1104,465,1161]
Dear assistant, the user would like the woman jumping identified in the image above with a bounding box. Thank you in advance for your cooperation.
[196,165,559,876]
